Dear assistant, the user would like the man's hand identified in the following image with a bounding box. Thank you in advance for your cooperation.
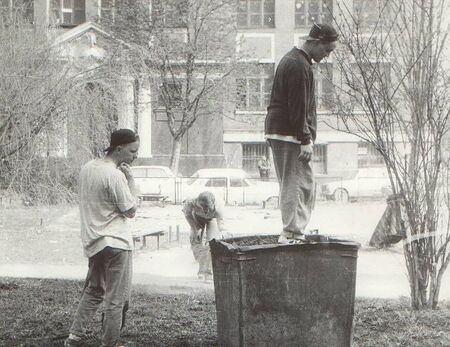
[119,163,133,180]
[119,162,139,198]
[298,143,313,162]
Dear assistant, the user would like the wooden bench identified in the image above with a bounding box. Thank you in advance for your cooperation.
[138,194,169,207]
[132,230,165,250]
[262,195,280,209]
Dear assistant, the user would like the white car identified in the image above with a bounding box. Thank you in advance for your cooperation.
[184,168,279,205]
[320,168,392,203]
[131,165,179,202]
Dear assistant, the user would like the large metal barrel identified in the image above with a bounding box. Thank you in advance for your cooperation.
[210,235,360,347]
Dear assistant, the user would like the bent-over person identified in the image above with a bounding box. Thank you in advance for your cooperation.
[183,191,224,281]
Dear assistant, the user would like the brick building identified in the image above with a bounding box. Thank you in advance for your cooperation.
[5,0,389,178]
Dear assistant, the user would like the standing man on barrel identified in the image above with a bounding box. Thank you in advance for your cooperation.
[265,23,338,244]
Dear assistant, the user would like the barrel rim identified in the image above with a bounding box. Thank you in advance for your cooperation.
[210,234,361,253]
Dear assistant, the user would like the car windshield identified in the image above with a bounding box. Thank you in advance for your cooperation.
[205,178,227,187]
[230,178,249,187]
[146,168,168,177]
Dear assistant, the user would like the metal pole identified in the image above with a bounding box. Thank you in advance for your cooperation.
[176,224,180,243]
[169,225,172,244]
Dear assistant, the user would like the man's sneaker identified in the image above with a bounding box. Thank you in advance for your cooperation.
[278,234,307,244]
[64,333,99,346]
[113,340,137,347]
[64,337,83,347]
[278,235,291,244]
[292,234,308,242]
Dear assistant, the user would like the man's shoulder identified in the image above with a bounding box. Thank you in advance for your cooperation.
[81,159,122,181]
[279,50,310,70]
[182,198,195,214]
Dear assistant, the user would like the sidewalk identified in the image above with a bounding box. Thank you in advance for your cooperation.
[1,244,449,299]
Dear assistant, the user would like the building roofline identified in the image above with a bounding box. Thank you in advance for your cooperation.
[51,21,131,49]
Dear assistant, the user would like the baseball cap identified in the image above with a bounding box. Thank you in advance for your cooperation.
[299,23,339,42]
[104,128,139,152]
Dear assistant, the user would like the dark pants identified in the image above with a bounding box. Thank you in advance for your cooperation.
[268,139,315,236]
[69,247,132,347]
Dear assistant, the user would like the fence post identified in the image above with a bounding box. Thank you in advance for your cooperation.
[176,224,180,244]
[169,225,172,244]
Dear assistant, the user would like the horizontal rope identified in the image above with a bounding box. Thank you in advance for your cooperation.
[403,231,437,245]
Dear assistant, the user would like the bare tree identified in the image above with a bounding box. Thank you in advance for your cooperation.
[328,0,450,308]
[0,11,116,204]
[102,0,238,174]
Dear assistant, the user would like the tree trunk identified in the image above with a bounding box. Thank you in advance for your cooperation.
[169,136,182,175]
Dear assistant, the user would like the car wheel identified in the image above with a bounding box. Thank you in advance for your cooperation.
[333,188,349,203]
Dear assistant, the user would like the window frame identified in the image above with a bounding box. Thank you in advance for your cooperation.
[357,142,385,168]
[236,64,274,111]
[51,0,86,27]
[349,61,391,108]
[100,0,115,21]
[294,0,333,29]
[151,0,187,28]
[0,0,33,22]
[242,142,270,174]
[313,62,334,110]
[312,144,327,174]
[353,0,387,29]
[237,0,275,29]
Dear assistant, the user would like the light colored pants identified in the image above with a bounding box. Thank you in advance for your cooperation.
[190,218,221,275]
[268,139,315,236]
[70,247,132,347]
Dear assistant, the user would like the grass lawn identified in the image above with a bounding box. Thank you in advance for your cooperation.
[1,278,449,347]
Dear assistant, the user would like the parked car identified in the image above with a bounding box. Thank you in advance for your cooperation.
[131,165,178,202]
[184,168,279,205]
[320,168,392,203]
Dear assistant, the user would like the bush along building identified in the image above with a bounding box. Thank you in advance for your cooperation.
[6,0,399,180]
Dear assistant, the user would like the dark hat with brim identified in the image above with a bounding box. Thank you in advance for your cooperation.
[104,128,139,152]
[299,23,339,42]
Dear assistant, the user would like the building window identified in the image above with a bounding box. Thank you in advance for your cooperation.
[157,80,184,109]
[237,0,275,28]
[100,0,114,21]
[313,63,334,110]
[0,0,33,22]
[242,143,270,174]
[236,64,274,111]
[350,62,391,106]
[353,0,386,28]
[295,0,332,28]
[51,0,85,27]
[313,144,327,174]
[358,142,384,168]
[152,0,187,28]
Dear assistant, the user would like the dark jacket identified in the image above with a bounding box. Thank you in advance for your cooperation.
[265,48,317,145]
